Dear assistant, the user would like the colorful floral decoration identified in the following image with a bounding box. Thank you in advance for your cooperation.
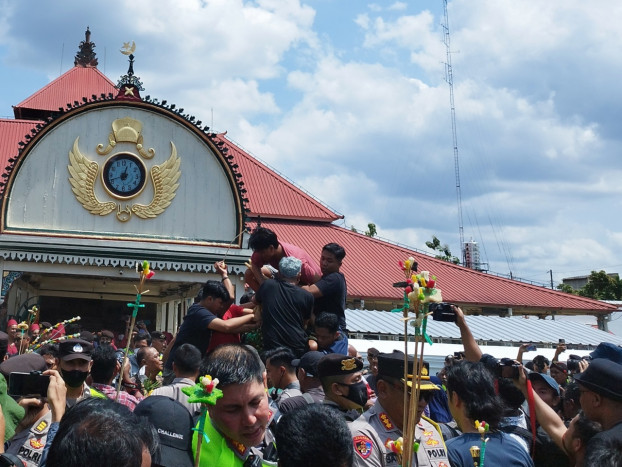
[473,420,490,467]
[182,374,224,463]
[391,258,441,466]
[30,333,81,352]
[392,258,442,346]
[183,375,224,405]
[385,436,420,466]
[136,260,155,279]
[116,261,155,402]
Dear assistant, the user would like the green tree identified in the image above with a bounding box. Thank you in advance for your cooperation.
[578,270,622,300]
[365,223,377,238]
[556,283,578,295]
[425,235,460,264]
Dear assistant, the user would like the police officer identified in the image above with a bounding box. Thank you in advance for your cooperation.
[350,350,450,467]
[317,353,369,420]
[58,339,106,406]
[2,353,51,467]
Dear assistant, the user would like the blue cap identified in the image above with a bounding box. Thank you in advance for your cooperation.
[528,372,560,396]
[279,256,302,279]
[590,342,622,364]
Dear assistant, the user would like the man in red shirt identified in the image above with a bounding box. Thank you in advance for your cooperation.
[244,227,321,291]
[206,261,255,354]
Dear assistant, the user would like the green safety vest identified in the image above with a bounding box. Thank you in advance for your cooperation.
[192,415,275,467]
[89,387,107,399]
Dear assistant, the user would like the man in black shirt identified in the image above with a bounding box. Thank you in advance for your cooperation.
[303,243,347,326]
[255,257,314,358]
[302,243,348,354]
[163,281,256,384]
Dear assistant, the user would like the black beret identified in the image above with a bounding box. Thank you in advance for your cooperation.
[317,354,363,379]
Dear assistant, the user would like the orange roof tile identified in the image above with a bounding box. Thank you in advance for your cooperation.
[14,66,116,116]
[212,134,342,222]
[250,219,616,314]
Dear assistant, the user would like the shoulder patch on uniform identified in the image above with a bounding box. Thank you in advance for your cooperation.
[379,412,394,430]
[229,439,247,456]
[30,438,45,449]
[353,435,373,459]
[34,420,48,433]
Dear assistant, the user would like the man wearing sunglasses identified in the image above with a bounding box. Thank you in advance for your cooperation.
[350,350,449,466]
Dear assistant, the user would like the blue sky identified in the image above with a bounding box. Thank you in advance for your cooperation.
[1,0,622,305]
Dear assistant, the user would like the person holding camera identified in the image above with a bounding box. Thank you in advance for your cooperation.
[0,354,67,467]
[445,360,534,466]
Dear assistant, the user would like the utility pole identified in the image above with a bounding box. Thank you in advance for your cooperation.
[442,0,465,265]
[549,270,554,289]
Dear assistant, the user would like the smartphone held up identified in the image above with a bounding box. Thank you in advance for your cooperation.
[8,371,50,398]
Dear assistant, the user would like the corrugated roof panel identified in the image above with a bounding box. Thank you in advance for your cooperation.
[0,119,39,169]
[345,310,622,347]
[213,134,341,222]
[15,67,116,113]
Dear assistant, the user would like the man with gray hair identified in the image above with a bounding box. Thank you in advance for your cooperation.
[255,256,314,358]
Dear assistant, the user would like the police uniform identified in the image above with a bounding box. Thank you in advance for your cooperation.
[5,411,52,467]
[350,351,450,467]
[57,339,105,407]
[316,354,368,420]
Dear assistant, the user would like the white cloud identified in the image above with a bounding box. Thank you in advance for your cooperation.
[388,2,408,11]
[354,13,370,30]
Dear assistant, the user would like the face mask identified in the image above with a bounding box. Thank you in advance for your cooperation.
[62,369,89,388]
[342,380,368,408]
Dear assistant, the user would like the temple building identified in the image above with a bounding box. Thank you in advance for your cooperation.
[0,30,615,336]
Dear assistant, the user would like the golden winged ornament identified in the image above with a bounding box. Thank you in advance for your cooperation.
[68,137,116,216]
[68,138,181,221]
[131,142,181,219]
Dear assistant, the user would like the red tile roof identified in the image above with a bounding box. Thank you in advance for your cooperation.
[248,219,616,314]
[212,134,342,222]
[14,66,116,117]
[0,119,39,166]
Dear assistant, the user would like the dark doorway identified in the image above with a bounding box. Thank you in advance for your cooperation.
[38,296,157,335]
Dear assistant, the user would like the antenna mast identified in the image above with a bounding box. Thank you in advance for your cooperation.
[442,0,465,265]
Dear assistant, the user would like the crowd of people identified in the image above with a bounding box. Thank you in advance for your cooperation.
[0,227,619,467]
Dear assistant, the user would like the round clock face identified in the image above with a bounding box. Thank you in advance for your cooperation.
[102,153,147,199]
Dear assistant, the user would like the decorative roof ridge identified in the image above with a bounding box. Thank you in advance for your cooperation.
[214,133,344,222]
[74,27,98,68]
[0,118,43,125]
